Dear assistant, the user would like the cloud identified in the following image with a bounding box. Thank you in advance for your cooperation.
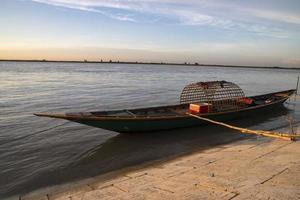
[246,9,300,25]
[29,0,298,38]
[169,9,214,25]
[31,0,138,22]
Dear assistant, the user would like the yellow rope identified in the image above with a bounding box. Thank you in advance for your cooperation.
[187,113,300,141]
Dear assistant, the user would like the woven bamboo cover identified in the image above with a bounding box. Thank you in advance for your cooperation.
[180,81,245,111]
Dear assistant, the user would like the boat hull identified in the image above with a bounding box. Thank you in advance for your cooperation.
[35,89,295,133]
[71,98,288,133]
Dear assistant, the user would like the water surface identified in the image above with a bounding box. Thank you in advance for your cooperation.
[0,61,299,199]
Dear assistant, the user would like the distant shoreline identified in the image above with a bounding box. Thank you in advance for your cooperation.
[0,59,299,70]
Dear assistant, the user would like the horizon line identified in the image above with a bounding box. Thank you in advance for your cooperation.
[0,59,299,70]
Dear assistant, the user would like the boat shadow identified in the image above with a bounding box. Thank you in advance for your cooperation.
[76,104,291,167]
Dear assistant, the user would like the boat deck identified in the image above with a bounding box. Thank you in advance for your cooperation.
[86,91,291,118]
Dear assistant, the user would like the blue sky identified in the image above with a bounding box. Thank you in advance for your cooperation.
[1,0,300,67]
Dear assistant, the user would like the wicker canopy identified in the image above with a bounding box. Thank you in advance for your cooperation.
[180,81,246,112]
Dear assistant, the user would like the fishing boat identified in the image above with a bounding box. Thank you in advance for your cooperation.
[35,81,295,133]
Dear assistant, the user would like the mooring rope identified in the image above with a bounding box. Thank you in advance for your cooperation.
[3,121,71,145]
[187,113,300,141]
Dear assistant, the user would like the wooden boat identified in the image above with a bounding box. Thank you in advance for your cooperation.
[35,81,295,133]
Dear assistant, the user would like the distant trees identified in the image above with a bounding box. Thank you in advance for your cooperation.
[81,59,201,66]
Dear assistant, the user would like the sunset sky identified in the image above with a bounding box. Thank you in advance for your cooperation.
[1,0,300,67]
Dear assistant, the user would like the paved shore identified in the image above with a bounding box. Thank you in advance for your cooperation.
[21,136,300,200]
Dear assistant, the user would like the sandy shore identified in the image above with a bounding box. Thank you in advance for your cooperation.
[20,135,300,200]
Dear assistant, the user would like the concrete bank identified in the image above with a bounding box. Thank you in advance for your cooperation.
[22,137,300,200]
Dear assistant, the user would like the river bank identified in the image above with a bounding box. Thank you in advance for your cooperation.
[21,135,300,200]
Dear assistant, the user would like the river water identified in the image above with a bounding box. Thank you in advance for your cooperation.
[1,61,299,199]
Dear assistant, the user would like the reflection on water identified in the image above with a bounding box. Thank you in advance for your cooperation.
[0,61,299,198]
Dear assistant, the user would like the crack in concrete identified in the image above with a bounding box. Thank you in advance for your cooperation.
[131,172,148,178]
[247,142,268,150]
[98,184,114,190]
[167,169,191,178]
[204,158,223,166]
[153,186,175,194]
[251,142,292,162]
[227,192,240,200]
[196,183,228,193]
[113,185,128,193]
[260,168,289,185]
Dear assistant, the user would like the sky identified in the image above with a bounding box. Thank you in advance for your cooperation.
[1,0,300,67]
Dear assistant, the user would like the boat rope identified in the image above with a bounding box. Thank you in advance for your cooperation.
[187,113,300,141]
[3,121,71,144]
[124,110,137,117]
